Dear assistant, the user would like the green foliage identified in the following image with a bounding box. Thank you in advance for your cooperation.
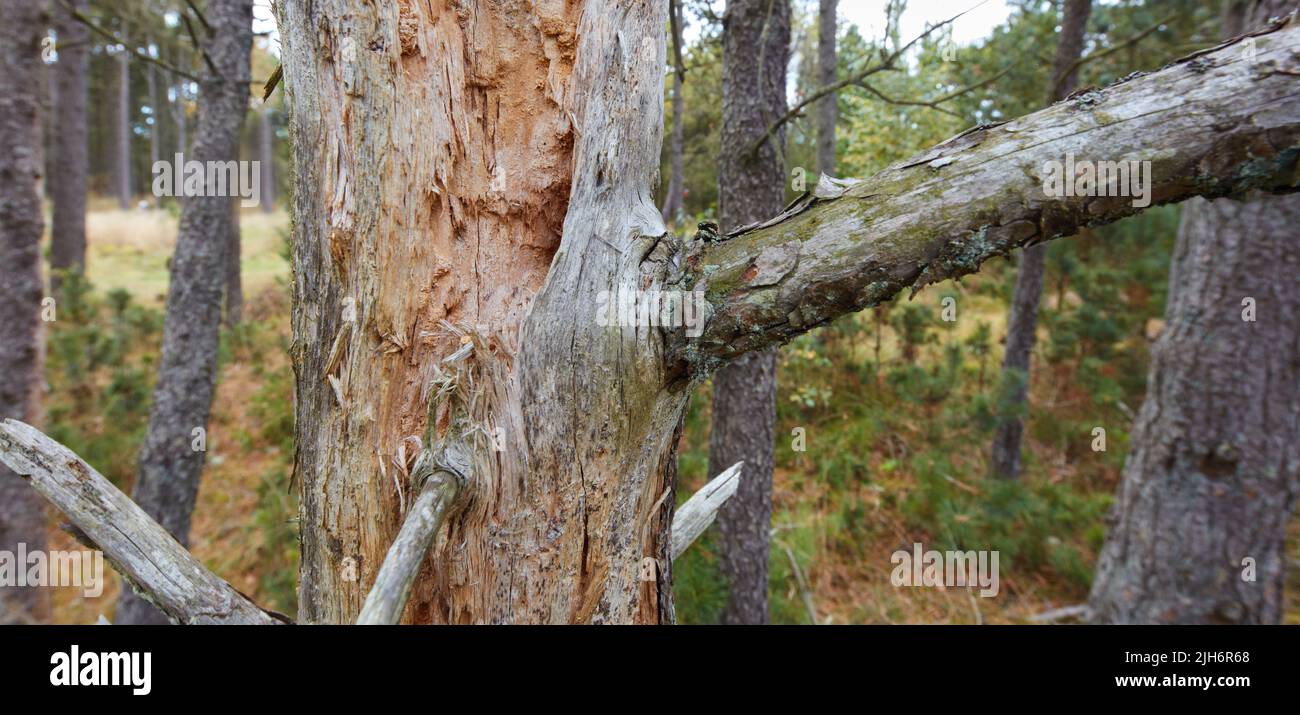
[45,274,161,487]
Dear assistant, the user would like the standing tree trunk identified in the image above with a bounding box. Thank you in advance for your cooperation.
[815,0,837,177]
[660,0,686,224]
[708,0,790,625]
[50,0,89,286]
[115,0,253,624]
[172,56,188,157]
[264,0,1300,625]
[1087,0,1300,625]
[989,0,1092,479]
[146,43,160,209]
[0,0,49,625]
[114,43,131,209]
[259,107,274,212]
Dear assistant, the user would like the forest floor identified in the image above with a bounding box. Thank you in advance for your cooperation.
[41,205,1300,624]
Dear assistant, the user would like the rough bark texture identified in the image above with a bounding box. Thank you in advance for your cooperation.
[709,0,790,625]
[1087,0,1300,625]
[116,0,252,625]
[661,0,686,223]
[816,0,837,176]
[280,0,679,624]
[664,18,1300,374]
[990,0,1092,480]
[50,0,89,285]
[0,0,49,626]
[268,0,1300,624]
[114,46,131,209]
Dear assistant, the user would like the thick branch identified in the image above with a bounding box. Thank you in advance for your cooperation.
[0,420,280,624]
[667,16,1300,375]
[355,445,470,625]
[669,461,742,560]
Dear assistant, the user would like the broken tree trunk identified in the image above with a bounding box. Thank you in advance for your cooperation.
[267,3,1299,624]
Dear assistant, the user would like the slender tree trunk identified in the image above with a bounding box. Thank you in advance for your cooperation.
[0,0,49,625]
[146,44,160,209]
[707,0,790,625]
[661,0,686,224]
[172,57,188,157]
[267,0,1299,624]
[259,107,274,212]
[815,0,837,177]
[1088,0,1300,625]
[990,0,1092,479]
[116,0,253,625]
[50,0,89,286]
[114,44,131,209]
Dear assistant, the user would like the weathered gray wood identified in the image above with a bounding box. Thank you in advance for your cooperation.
[670,461,742,560]
[668,16,1300,375]
[357,445,469,625]
[0,420,280,625]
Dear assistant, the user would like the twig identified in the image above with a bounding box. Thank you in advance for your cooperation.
[858,64,1014,118]
[669,461,743,560]
[782,543,820,624]
[1029,603,1092,623]
[1053,14,1176,97]
[356,443,471,625]
[62,3,201,82]
[749,1,985,155]
[181,10,221,79]
[0,420,280,625]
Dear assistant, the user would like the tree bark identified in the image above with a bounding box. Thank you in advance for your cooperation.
[114,43,131,209]
[990,0,1092,480]
[661,0,685,224]
[50,0,89,286]
[0,0,49,626]
[816,0,837,177]
[116,0,253,625]
[1087,0,1300,625]
[706,0,790,625]
[268,0,1300,624]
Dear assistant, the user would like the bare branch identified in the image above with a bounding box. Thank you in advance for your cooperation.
[60,2,201,82]
[356,444,471,625]
[666,17,1300,376]
[181,10,222,79]
[669,461,742,560]
[750,3,982,155]
[1052,13,1176,98]
[0,420,281,625]
[858,64,1015,118]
